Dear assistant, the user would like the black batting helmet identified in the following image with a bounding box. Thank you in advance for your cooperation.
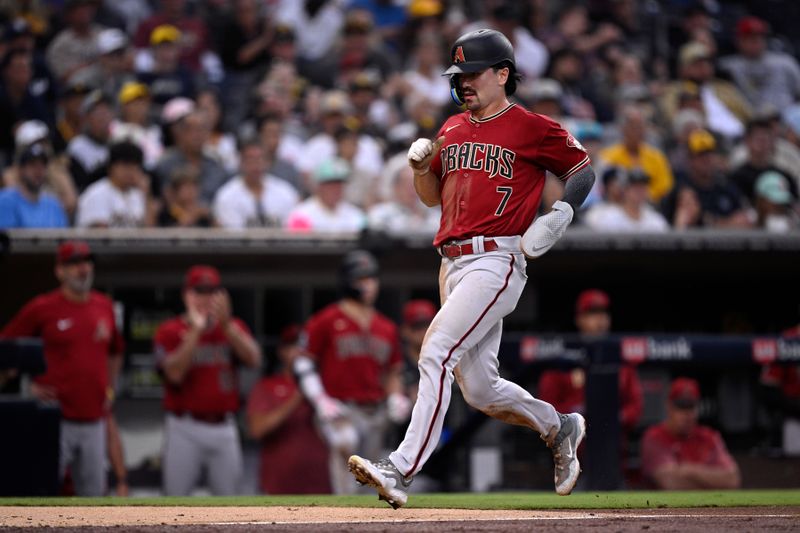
[444,29,518,104]
[444,29,515,75]
[339,250,379,300]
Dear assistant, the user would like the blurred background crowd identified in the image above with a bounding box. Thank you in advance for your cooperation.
[1,0,799,234]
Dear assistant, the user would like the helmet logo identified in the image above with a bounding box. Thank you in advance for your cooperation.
[453,46,465,64]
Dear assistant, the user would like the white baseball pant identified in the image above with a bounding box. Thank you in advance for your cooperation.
[389,236,560,478]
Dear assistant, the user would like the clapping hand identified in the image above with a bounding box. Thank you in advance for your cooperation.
[209,289,232,327]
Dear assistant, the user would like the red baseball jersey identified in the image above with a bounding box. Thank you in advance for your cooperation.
[429,104,590,246]
[0,289,123,421]
[537,365,643,430]
[154,317,251,414]
[301,303,403,404]
[760,324,800,398]
[247,374,331,494]
[640,423,737,481]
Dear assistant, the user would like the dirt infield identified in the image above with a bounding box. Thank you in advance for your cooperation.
[1,506,799,532]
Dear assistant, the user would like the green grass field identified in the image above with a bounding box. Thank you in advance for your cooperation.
[1,490,799,510]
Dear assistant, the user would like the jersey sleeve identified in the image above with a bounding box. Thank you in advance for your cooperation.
[428,124,447,179]
[534,122,591,180]
[246,379,279,415]
[153,321,179,367]
[708,430,737,470]
[231,317,253,336]
[0,298,43,338]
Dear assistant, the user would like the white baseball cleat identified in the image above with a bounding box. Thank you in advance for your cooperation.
[348,455,412,509]
[547,412,586,496]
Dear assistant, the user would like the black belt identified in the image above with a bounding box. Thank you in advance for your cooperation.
[439,239,498,258]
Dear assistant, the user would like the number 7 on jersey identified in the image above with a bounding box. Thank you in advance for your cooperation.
[495,186,513,216]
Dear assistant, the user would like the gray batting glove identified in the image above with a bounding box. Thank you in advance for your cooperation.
[521,200,574,258]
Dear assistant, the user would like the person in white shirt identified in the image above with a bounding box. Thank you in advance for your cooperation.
[76,141,150,228]
[297,91,383,191]
[212,141,300,229]
[110,82,164,170]
[368,165,440,236]
[399,33,451,109]
[285,158,365,233]
[585,166,669,233]
[275,0,345,64]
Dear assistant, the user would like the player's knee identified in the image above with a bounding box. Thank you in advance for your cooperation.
[461,386,491,411]
[461,379,503,411]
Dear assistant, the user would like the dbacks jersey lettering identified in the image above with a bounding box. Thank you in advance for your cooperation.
[429,104,590,247]
[155,317,251,414]
[302,304,402,404]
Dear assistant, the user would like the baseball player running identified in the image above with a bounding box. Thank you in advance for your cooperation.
[348,29,595,508]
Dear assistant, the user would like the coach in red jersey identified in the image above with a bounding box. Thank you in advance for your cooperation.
[1,240,123,496]
[154,265,261,496]
[348,28,595,508]
[641,378,740,490]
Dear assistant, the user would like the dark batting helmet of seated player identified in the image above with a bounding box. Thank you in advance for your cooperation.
[339,249,379,301]
[443,28,520,105]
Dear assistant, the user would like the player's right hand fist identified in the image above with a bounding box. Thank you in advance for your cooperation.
[407,136,444,175]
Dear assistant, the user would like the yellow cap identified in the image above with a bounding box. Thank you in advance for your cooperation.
[150,24,181,45]
[118,82,149,105]
[688,129,716,155]
[408,0,443,17]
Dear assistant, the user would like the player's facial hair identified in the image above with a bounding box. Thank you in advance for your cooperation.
[65,270,93,294]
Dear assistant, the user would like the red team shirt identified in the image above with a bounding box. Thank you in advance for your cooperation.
[154,317,251,415]
[429,104,590,246]
[538,365,643,431]
[640,423,737,483]
[0,290,123,421]
[247,375,331,494]
[761,325,800,399]
[302,304,403,404]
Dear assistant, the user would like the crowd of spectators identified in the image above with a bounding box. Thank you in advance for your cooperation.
[0,0,799,235]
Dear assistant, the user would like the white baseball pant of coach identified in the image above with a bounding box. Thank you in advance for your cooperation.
[388,235,561,478]
[162,413,243,496]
